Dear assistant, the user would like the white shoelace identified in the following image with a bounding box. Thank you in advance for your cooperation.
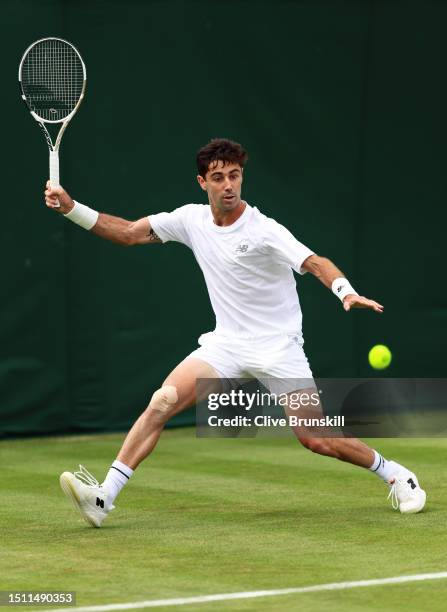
[74,465,99,487]
[387,480,399,510]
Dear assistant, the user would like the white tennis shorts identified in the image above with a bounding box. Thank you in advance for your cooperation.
[186,332,314,393]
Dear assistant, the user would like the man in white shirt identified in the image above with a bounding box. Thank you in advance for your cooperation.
[45,138,426,527]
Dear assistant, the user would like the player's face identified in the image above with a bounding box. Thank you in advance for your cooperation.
[197,161,243,212]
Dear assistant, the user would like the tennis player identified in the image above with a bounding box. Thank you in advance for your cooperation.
[45,139,426,527]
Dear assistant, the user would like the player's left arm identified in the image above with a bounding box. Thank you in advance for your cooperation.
[301,254,384,313]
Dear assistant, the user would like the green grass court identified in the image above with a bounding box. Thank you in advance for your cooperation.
[2,430,447,611]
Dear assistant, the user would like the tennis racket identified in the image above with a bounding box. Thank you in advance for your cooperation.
[19,37,87,206]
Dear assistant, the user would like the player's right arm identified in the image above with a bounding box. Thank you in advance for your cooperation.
[44,182,161,246]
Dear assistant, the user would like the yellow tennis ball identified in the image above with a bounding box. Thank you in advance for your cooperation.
[368,344,392,370]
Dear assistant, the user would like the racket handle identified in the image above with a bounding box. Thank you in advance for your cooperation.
[49,150,60,187]
[49,150,61,208]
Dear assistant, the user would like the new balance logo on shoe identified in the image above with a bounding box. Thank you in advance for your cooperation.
[407,478,417,490]
[60,467,113,527]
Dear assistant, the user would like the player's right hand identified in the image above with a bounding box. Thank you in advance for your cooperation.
[44,180,75,214]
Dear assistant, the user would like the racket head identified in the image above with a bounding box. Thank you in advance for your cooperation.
[19,37,86,124]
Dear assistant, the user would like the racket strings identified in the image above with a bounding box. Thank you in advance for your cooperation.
[21,39,84,121]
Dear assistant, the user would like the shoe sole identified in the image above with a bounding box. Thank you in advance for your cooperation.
[59,472,100,528]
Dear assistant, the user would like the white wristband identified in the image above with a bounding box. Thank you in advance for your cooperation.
[331,277,358,302]
[64,200,99,230]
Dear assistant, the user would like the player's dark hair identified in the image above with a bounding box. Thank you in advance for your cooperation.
[196,138,248,178]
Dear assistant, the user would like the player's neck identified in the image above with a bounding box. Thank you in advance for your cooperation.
[211,200,247,227]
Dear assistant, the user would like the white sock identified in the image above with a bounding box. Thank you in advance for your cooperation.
[102,460,134,504]
[369,450,401,483]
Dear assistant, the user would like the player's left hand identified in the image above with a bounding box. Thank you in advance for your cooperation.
[343,294,384,313]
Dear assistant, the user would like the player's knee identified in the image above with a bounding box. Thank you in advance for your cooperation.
[149,385,178,418]
[299,437,331,456]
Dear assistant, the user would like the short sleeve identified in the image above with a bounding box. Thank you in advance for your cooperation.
[148,205,194,247]
[263,219,314,274]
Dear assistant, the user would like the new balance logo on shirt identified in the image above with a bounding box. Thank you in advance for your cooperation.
[236,243,249,253]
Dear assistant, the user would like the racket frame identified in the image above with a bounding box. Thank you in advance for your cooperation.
[18,37,87,191]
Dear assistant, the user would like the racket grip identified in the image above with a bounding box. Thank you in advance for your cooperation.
[49,150,61,208]
[49,150,60,187]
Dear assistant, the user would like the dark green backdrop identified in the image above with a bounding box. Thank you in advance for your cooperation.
[1,0,445,436]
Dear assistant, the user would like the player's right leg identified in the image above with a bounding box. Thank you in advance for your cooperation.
[116,357,221,469]
[59,357,220,527]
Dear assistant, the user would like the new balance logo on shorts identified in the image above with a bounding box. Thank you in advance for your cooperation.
[96,497,104,508]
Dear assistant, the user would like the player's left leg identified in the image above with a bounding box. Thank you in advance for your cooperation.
[284,386,426,514]
[257,336,426,514]
[294,434,426,514]
[285,387,427,514]
[292,434,374,467]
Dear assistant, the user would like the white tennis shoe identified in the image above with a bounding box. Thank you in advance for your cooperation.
[387,463,426,514]
[59,465,114,527]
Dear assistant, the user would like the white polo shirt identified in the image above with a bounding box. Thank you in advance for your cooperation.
[149,203,314,341]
